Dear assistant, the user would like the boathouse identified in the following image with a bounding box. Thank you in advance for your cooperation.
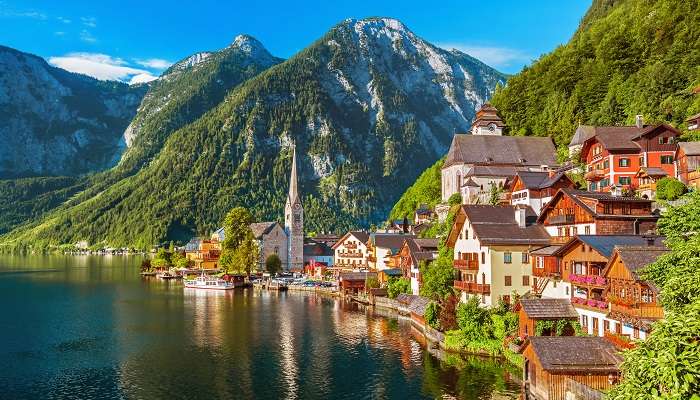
[515,298,579,338]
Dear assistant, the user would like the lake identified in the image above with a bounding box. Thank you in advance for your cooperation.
[0,255,521,399]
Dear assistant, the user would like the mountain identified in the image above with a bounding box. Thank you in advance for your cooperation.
[0,45,146,178]
[491,0,700,147]
[0,18,506,250]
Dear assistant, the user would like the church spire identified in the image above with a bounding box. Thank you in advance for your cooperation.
[287,145,299,206]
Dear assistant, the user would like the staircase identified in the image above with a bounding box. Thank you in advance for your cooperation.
[532,277,550,296]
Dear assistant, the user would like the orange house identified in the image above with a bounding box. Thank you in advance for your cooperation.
[676,142,700,189]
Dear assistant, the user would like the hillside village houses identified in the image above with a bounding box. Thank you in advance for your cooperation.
[393,237,439,295]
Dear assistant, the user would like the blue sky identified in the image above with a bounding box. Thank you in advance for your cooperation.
[0,1,591,83]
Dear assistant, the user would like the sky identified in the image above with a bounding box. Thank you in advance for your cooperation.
[0,1,591,83]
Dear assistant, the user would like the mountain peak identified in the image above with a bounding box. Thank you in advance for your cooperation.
[229,34,268,55]
[343,17,408,32]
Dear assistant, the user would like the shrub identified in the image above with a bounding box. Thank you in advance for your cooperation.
[424,302,440,330]
[387,277,411,299]
[655,177,687,201]
[448,193,462,206]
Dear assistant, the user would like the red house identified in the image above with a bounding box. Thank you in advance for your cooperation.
[577,117,681,193]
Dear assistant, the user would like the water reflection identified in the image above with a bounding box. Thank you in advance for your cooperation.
[0,255,520,399]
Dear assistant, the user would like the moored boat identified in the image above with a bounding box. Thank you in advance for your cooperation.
[184,274,235,290]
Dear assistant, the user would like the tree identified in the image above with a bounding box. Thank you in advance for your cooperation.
[419,248,455,301]
[387,277,411,298]
[151,248,171,269]
[607,192,700,399]
[448,193,462,206]
[171,251,191,269]
[265,254,282,275]
[655,177,687,201]
[220,207,259,274]
[365,276,380,290]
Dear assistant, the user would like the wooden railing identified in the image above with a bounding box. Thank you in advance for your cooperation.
[585,170,605,181]
[453,280,490,294]
[532,264,560,278]
[453,259,478,270]
[548,214,575,225]
[604,331,635,350]
[550,236,573,244]
[338,252,364,258]
[610,301,664,319]
[344,243,358,249]
[568,274,607,287]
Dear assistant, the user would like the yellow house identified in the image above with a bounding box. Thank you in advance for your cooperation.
[447,205,551,307]
[184,236,222,270]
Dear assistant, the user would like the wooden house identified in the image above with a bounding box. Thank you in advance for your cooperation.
[675,142,700,189]
[377,268,403,285]
[522,336,621,400]
[515,298,579,338]
[537,188,658,244]
[394,238,438,295]
[332,231,370,272]
[529,245,563,297]
[339,272,377,296]
[508,170,575,215]
[603,245,667,341]
[687,112,700,131]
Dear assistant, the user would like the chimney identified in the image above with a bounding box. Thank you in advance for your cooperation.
[635,115,644,129]
[515,207,527,228]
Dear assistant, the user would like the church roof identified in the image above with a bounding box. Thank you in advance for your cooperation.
[471,102,506,129]
[444,135,558,168]
[249,222,282,239]
[286,146,300,207]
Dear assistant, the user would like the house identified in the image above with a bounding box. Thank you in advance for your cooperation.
[675,141,700,189]
[303,239,334,267]
[339,272,377,295]
[551,235,664,337]
[250,222,288,272]
[377,268,403,285]
[447,205,551,307]
[687,112,700,131]
[515,298,580,338]
[537,188,658,244]
[441,103,559,203]
[367,233,415,271]
[603,245,667,341]
[522,336,621,400]
[414,205,435,224]
[184,237,221,270]
[529,245,565,298]
[577,117,681,192]
[394,238,439,295]
[634,167,668,199]
[332,231,370,272]
[508,170,576,215]
[310,233,341,247]
[386,218,413,234]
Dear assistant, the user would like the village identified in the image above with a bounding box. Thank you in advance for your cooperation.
[143,104,700,400]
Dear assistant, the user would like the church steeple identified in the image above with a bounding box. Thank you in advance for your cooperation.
[287,145,299,207]
[284,144,303,271]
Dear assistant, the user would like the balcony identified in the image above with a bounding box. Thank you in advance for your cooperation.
[453,280,490,294]
[548,214,575,225]
[344,243,357,249]
[569,274,607,287]
[532,264,561,278]
[604,331,635,350]
[453,259,479,270]
[585,170,605,181]
[609,301,664,319]
[571,296,609,312]
[338,252,364,258]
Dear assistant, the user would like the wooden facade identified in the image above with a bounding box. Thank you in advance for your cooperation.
[676,143,700,189]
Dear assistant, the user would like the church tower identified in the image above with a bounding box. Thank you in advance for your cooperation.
[284,146,304,271]
[470,102,505,136]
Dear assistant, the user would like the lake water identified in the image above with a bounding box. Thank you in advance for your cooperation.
[0,255,521,399]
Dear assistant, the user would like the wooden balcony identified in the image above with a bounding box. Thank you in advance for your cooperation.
[453,259,478,270]
[604,331,635,350]
[610,301,664,319]
[532,262,560,278]
[568,274,607,288]
[571,297,609,312]
[338,252,364,258]
[550,235,572,244]
[453,280,490,294]
[585,170,605,181]
[548,214,575,225]
[344,243,357,249]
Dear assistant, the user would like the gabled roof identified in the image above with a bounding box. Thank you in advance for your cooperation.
[678,141,700,156]
[603,245,668,289]
[371,233,415,253]
[249,222,283,239]
[517,298,579,320]
[686,112,700,122]
[529,245,561,256]
[471,102,506,128]
[537,188,655,224]
[403,237,439,266]
[569,125,596,147]
[303,241,334,257]
[553,235,664,259]
[579,124,682,155]
[512,170,574,190]
[379,268,403,276]
[525,336,621,374]
[339,272,376,281]
[443,134,558,168]
[447,205,550,247]
[636,167,667,178]
[332,231,370,249]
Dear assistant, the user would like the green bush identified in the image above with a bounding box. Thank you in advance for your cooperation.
[387,277,411,299]
[448,193,462,206]
[655,177,687,201]
[424,302,440,330]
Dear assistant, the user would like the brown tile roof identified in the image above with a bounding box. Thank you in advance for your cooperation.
[614,245,668,279]
[461,205,550,246]
[527,336,622,374]
[579,124,682,153]
[249,222,281,239]
[339,272,376,281]
[568,125,596,147]
[530,245,562,256]
[464,165,523,178]
[371,233,415,252]
[518,298,579,320]
[412,238,439,250]
[678,141,700,156]
[444,135,558,168]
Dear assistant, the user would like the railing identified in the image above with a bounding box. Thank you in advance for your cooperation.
[532,264,560,278]
[604,331,635,350]
[571,296,609,311]
[610,301,664,319]
[550,235,573,244]
[338,252,364,258]
[585,170,605,181]
[453,280,490,294]
[453,259,479,270]
[548,214,575,225]
[344,243,357,249]
[569,274,607,287]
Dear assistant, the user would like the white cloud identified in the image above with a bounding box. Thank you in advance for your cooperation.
[49,52,154,83]
[129,73,159,84]
[80,29,97,43]
[80,16,97,27]
[54,31,65,36]
[437,43,531,69]
[0,9,47,20]
[135,58,173,69]
[57,16,71,24]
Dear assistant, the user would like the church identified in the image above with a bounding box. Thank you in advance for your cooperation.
[249,147,304,271]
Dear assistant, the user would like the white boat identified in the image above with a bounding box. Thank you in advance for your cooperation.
[184,275,235,290]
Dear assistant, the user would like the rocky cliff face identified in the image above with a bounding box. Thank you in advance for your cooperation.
[1,18,506,248]
[0,46,146,178]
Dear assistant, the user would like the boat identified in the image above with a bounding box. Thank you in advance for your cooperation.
[267,280,288,291]
[184,274,235,290]
[156,270,178,279]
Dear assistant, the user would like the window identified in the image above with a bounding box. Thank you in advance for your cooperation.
[585,226,591,235]
[619,176,632,185]
[661,155,674,164]
[633,327,640,339]
[603,159,610,169]
[619,158,630,167]
[536,257,544,269]
[604,320,610,332]
[522,275,530,286]
[522,252,529,263]
[504,276,512,286]
[581,315,588,328]
[481,252,485,264]
[581,244,586,252]
[504,252,512,264]
[658,137,665,144]
[565,286,569,295]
